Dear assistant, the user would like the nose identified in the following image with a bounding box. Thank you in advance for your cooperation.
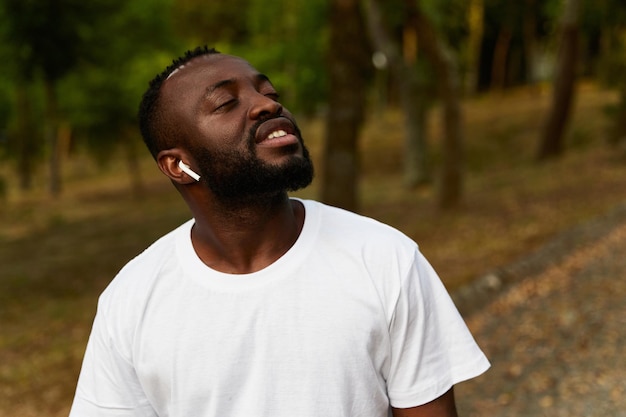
[249,92,283,120]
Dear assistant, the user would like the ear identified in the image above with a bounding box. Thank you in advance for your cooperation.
[157,148,199,184]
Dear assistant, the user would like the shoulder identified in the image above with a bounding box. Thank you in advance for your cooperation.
[98,219,193,311]
[298,200,442,323]
[92,220,193,357]
[300,199,423,290]
[301,199,418,255]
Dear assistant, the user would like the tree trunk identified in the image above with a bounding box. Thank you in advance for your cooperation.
[537,0,580,160]
[412,6,465,210]
[522,0,538,85]
[123,131,145,198]
[43,78,62,197]
[466,0,485,94]
[362,0,431,188]
[401,2,431,187]
[402,90,430,188]
[609,87,626,148]
[490,26,512,91]
[15,82,37,191]
[321,0,370,212]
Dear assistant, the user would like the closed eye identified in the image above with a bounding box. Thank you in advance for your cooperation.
[214,98,238,112]
[260,90,280,102]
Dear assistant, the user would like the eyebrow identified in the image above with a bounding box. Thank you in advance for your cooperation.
[204,73,273,96]
[205,79,236,96]
[256,73,272,85]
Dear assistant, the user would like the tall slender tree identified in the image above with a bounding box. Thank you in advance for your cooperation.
[412,3,465,209]
[321,0,371,212]
[2,0,129,196]
[466,0,485,93]
[363,0,432,188]
[536,0,581,160]
[0,3,41,191]
[60,0,178,196]
[594,0,626,148]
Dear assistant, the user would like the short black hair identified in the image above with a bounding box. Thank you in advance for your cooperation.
[138,46,220,158]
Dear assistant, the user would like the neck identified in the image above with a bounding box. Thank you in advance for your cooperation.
[186,191,305,274]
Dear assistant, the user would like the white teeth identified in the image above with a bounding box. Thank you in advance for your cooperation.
[267,130,287,140]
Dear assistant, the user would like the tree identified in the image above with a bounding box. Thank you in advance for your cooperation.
[0,1,44,191]
[536,0,581,160]
[522,0,539,86]
[363,0,433,188]
[321,0,371,212]
[243,0,329,116]
[489,4,514,90]
[466,0,485,93]
[170,0,329,117]
[474,0,552,91]
[1,0,131,196]
[587,0,626,149]
[9,81,41,191]
[413,2,465,209]
[172,0,250,45]
[60,0,179,195]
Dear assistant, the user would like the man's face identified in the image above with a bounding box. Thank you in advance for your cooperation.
[161,54,313,201]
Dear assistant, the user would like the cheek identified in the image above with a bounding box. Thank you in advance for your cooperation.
[191,126,227,154]
[200,116,249,147]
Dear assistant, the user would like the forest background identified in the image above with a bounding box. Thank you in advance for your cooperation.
[0,0,626,415]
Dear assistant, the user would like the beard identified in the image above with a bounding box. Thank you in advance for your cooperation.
[191,122,314,204]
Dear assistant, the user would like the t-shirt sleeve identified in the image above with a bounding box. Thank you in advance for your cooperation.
[385,250,490,408]
[69,300,156,417]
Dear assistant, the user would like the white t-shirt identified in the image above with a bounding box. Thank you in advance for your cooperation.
[70,199,489,417]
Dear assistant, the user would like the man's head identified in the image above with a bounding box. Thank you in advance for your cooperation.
[138,46,220,159]
[137,46,313,203]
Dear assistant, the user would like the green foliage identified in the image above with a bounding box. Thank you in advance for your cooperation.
[421,0,469,48]
[0,0,624,179]
[0,0,180,170]
[57,0,180,162]
[2,0,125,81]
[0,76,11,152]
[171,0,251,44]
[0,3,17,147]
[583,0,626,84]
[0,78,46,164]
[541,0,562,23]
[597,37,626,88]
[243,0,329,115]
[170,0,330,115]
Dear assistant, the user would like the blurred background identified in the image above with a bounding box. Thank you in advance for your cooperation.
[0,0,625,416]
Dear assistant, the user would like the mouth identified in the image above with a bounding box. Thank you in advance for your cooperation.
[267,129,289,140]
[254,117,300,147]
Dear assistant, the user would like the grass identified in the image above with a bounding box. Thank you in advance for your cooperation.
[1,82,625,416]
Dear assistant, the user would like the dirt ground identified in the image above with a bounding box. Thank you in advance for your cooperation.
[454,202,626,416]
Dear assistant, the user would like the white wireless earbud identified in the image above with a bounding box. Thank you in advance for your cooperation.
[178,161,201,181]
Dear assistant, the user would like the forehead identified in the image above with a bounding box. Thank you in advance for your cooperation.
[163,54,261,96]
[159,54,266,126]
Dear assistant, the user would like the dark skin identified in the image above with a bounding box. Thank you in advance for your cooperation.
[156,54,306,274]
[154,53,459,416]
[392,388,458,417]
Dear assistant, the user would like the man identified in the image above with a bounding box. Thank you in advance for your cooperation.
[69,46,489,417]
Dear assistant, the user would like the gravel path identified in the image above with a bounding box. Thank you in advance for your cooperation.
[454,207,626,416]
